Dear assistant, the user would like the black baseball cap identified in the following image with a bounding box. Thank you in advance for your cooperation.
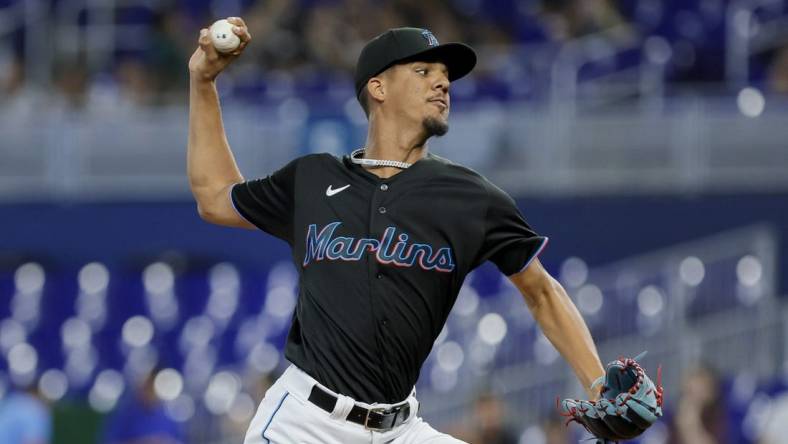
[354,27,477,98]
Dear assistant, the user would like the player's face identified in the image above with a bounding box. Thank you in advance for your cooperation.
[387,61,451,136]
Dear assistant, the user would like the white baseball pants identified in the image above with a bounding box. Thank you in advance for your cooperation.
[243,364,467,444]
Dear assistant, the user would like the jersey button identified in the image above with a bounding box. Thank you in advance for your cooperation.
[380,184,389,191]
[378,206,386,214]
[376,273,383,280]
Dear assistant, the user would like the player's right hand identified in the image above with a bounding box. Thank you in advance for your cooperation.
[188,17,251,82]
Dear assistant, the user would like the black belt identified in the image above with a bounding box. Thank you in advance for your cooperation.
[307,385,411,431]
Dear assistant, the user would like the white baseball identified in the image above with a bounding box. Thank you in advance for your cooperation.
[209,19,241,53]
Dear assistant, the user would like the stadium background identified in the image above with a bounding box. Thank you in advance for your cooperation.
[1,0,788,442]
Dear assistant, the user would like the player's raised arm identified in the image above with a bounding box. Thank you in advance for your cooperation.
[508,258,605,399]
[187,17,253,228]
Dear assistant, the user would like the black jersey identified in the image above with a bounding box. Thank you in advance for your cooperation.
[231,152,547,403]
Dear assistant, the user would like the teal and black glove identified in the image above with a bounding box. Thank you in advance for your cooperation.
[559,354,664,443]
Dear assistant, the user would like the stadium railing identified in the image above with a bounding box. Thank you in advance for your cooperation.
[2,96,788,201]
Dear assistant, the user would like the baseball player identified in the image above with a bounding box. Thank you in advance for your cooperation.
[188,18,607,443]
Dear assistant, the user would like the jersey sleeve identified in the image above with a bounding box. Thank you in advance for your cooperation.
[476,181,548,276]
[231,157,300,243]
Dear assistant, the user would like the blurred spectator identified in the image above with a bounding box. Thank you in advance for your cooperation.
[53,57,90,110]
[0,53,24,101]
[114,57,156,107]
[148,7,193,104]
[220,373,278,440]
[220,372,275,440]
[248,371,275,406]
[101,368,184,444]
[452,391,519,444]
[542,415,572,444]
[668,364,729,444]
[767,45,788,94]
[539,0,634,42]
[240,0,304,72]
[0,382,52,444]
[302,2,361,72]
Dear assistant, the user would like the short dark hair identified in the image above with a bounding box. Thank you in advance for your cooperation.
[358,86,371,118]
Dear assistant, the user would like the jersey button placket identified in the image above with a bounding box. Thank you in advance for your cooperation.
[369,180,395,397]
[378,183,389,214]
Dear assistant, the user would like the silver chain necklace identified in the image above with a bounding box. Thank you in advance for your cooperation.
[350,148,412,169]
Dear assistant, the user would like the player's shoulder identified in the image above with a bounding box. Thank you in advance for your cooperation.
[286,152,343,170]
[294,152,337,164]
[427,153,482,178]
[427,153,517,206]
[427,153,498,191]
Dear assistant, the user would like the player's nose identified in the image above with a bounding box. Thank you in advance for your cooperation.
[433,74,450,93]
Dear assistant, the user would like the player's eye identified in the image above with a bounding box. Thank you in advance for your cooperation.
[415,68,428,76]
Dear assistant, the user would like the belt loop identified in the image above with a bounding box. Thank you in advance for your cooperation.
[407,395,418,420]
[329,392,355,421]
[404,396,419,422]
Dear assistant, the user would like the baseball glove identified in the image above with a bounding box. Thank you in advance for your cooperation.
[559,353,664,443]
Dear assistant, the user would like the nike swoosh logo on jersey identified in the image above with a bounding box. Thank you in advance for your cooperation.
[326,184,350,196]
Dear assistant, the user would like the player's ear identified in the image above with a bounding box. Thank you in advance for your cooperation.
[367,76,385,105]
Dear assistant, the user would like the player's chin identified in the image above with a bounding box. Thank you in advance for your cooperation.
[423,116,449,137]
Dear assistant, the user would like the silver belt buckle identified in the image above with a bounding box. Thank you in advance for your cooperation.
[363,407,389,431]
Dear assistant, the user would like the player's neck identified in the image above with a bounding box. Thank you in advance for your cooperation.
[361,144,426,179]
[363,120,429,178]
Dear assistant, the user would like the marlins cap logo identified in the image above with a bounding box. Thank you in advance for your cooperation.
[421,29,439,47]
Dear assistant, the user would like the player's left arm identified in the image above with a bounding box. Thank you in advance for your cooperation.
[508,257,604,399]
